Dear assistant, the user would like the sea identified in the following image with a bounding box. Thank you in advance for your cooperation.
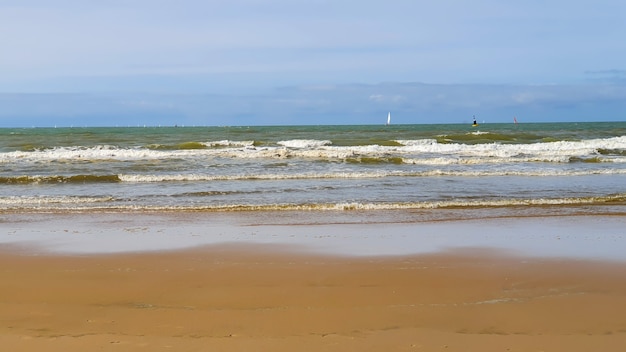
[1,122,625,221]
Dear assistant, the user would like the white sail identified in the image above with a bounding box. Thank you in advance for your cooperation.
[386,112,391,125]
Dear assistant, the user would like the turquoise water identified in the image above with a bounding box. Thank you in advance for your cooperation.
[1,122,625,216]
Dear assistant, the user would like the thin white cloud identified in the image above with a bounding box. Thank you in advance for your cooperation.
[368,94,384,102]
[2,81,626,126]
[0,0,625,106]
[369,94,405,103]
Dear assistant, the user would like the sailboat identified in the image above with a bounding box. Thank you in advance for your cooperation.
[513,116,518,124]
[386,112,391,126]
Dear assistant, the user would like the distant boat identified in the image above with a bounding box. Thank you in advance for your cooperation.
[472,115,478,127]
[386,112,391,125]
[514,116,518,124]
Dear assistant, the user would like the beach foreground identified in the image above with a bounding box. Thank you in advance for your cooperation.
[2,243,626,351]
[2,212,626,351]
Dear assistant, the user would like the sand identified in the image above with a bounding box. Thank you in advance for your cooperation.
[2,243,626,351]
[2,212,626,351]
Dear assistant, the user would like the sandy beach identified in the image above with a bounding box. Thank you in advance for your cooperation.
[1,212,626,351]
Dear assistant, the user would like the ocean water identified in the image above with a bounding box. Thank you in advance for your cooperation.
[1,122,625,219]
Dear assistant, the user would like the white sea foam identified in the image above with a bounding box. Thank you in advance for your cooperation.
[203,140,255,147]
[395,139,438,146]
[117,171,393,183]
[115,168,626,183]
[277,139,332,148]
[1,136,624,164]
[2,193,624,212]
[0,195,113,206]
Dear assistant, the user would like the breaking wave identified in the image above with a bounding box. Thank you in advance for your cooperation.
[2,168,626,185]
[1,135,624,164]
[2,194,625,212]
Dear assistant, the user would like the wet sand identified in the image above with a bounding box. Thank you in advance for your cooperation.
[2,244,626,351]
[2,212,626,350]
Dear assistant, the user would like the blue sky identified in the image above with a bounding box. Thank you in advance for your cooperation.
[1,0,625,126]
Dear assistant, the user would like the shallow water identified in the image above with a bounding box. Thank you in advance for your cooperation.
[2,212,625,261]
[1,122,625,215]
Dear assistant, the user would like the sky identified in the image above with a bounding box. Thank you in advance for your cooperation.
[1,0,625,127]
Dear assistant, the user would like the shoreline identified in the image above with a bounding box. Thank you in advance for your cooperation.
[2,211,626,351]
[1,210,625,261]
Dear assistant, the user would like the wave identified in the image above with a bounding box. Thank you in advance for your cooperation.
[0,175,121,184]
[1,136,625,164]
[147,142,207,150]
[0,195,113,206]
[146,140,257,150]
[3,168,625,185]
[278,139,332,148]
[598,148,626,156]
[117,169,626,182]
[2,194,625,212]
[436,131,521,144]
